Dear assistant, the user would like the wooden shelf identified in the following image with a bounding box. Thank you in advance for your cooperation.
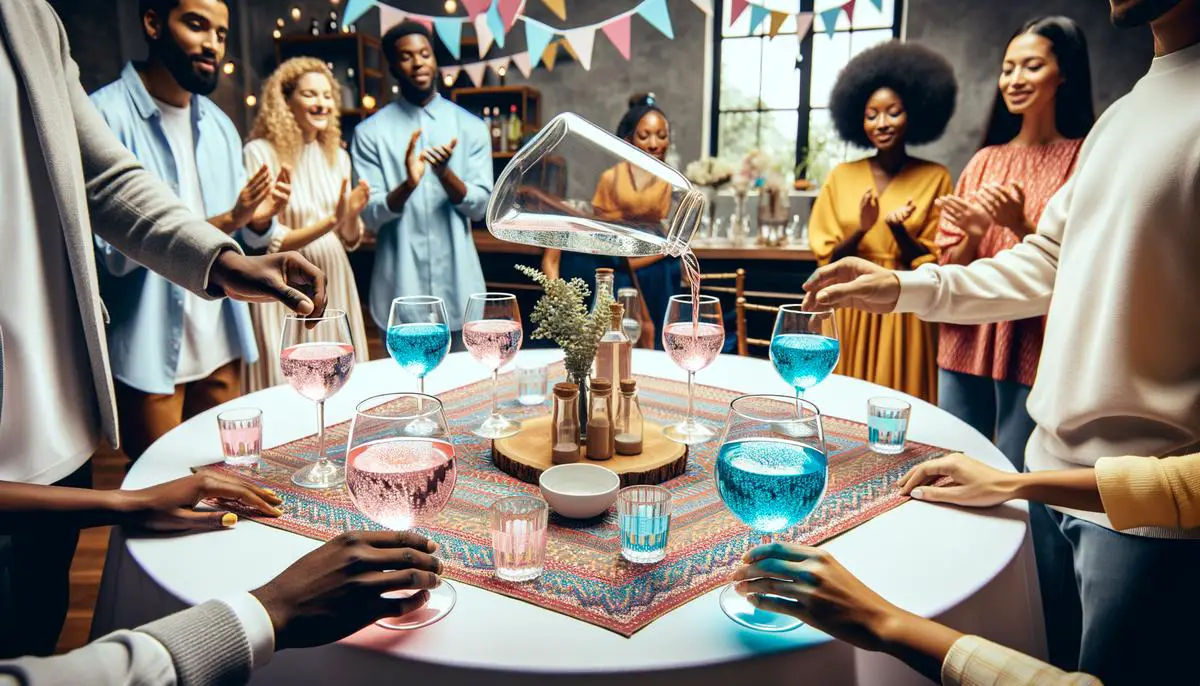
[492,151,516,159]
[362,68,385,79]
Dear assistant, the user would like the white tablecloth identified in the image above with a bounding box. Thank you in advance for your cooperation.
[93,350,1044,685]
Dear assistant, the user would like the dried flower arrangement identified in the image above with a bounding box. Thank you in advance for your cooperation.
[515,265,614,385]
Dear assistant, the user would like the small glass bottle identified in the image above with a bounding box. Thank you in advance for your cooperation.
[550,382,581,464]
[594,302,631,386]
[490,107,504,152]
[325,10,339,33]
[308,16,321,36]
[615,378,643,456]
[586,379,615,461]
[507,104,523,149]
[592,267,615,314]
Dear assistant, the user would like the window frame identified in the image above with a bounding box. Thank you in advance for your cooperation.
[708,0,905,168]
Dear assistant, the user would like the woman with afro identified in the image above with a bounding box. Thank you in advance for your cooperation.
[808,41,957,403]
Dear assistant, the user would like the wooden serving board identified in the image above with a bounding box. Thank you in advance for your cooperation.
[492,415,688,487]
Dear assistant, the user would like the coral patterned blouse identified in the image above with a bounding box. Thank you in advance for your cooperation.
[936,140,1083,386]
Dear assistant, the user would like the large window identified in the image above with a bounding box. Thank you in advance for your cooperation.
[712,0,902,184]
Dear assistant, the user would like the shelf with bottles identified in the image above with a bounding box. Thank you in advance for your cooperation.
[450,86,541,158]
[275,31,389,140]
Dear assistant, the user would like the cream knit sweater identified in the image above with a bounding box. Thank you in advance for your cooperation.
[896,42,1200,536]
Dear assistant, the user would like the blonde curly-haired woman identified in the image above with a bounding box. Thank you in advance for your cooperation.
[242,57,371,391]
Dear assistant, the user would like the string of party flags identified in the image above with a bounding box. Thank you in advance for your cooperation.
[729,0,885,39]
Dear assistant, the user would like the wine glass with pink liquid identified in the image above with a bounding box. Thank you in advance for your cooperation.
[279,309,356,489]
[463,293,523,439]
[662,294,725,445]
[346,393,456,629]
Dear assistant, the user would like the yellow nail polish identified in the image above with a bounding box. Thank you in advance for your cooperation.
[263,488,278,496]
[222,513,238,528]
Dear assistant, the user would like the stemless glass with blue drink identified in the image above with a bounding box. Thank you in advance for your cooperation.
[769,305,839,400]
[715,395,829,632]
[386,296,451,434]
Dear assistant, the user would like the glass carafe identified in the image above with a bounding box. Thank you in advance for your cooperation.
[486,112,706,259]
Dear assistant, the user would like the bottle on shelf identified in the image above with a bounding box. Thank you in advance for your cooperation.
[325,10,339,33]
[507,104,523,151]
[308,16,321,36]
[483,107,494,150]
[594,303,632,387]
[586,379,615,461]
[615,379,644,456]
[489,107,504,153]
[551,382,581,464]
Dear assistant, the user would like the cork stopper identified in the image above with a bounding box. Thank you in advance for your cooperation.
[589,378,612,394]
[620,378,637,393]
[610,302,624,326]
[595,268,614,276]
[553,382,578,399]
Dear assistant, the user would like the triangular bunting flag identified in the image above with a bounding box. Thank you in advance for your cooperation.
[341,0,374,28]
[843,0,858,22]
[378,5,406,33]
[487,2,507,49]
[795,12,814,41]
[462,0,492,19]
[767,10,788,38]
[601,14,632,60]
[542,42,559,71]
[463,61,488,87]
[510,51,533,77]
[819,6,841,38]
[498,0,525,29]
[637,0,674,39]
[439,65,462,86]
[562,27,596,70]
[487,56,511,77]
[748,5,769,33]
[474,14,494,57]
[433,17,463,59]
[559,37,578,61]
[525,18,556,67]
[869,0,883,9]
[540,0,567,21]
[691,0,713,14]
[729,0,749,26]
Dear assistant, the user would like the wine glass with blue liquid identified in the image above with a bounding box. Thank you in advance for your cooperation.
[715,395,828,632]
[386,296,451,435]
[769,305,839,399]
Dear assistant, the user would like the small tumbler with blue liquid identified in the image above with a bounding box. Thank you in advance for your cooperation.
[386,296,451,434]
[868,396,911,455]
[715,395,828,632]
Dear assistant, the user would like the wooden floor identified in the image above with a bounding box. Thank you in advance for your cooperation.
[54,319,389,653]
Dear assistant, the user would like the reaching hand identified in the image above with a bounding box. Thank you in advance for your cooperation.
[404,129,426,189]
[801,256,900,313]
[119,473,283,532]
[251,531,443,650]
[421,138,458,177]
[231,165,273,227]
[732,543,900,652]
[974,182,1027,234]
[250,165,293,227]
[885,199,916,232]
[209,250,327,317]
[859,189,880,231]
[335,177,370,226]
[898,452,1018,507]
[936,194,991,237]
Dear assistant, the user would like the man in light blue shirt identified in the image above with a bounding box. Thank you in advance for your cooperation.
[351,21,492,337]
[90,0,288,459]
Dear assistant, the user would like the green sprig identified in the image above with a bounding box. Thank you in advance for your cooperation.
[516,264,614,383]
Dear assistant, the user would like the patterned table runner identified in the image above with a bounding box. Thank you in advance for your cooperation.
[198,368,950,637]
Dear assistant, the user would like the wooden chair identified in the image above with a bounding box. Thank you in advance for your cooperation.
[735,289,811,356]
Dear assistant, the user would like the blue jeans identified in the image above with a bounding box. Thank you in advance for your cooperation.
[1031,503,1200,684]
[937,368,1035,470]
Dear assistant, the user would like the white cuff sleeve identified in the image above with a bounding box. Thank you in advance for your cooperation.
[218,592,275,670]
[893,265,939,315]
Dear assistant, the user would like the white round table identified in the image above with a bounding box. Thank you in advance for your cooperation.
[93,350,1043,686]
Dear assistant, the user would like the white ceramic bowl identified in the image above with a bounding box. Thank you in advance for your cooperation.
[538,463,621,519]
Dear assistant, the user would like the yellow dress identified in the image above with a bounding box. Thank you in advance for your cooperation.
[808,158,951,403]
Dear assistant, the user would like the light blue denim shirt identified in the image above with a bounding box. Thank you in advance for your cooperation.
[350,95,492,331]
[90,62,258,394]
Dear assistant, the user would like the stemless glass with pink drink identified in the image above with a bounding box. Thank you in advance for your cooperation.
[346,393,457,629]
[662,294,725,445]
[279,309,356,489]
[463,293,524,439]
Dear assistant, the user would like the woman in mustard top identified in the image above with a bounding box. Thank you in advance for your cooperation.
[542,94,681,348]
[808,42,958,402]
